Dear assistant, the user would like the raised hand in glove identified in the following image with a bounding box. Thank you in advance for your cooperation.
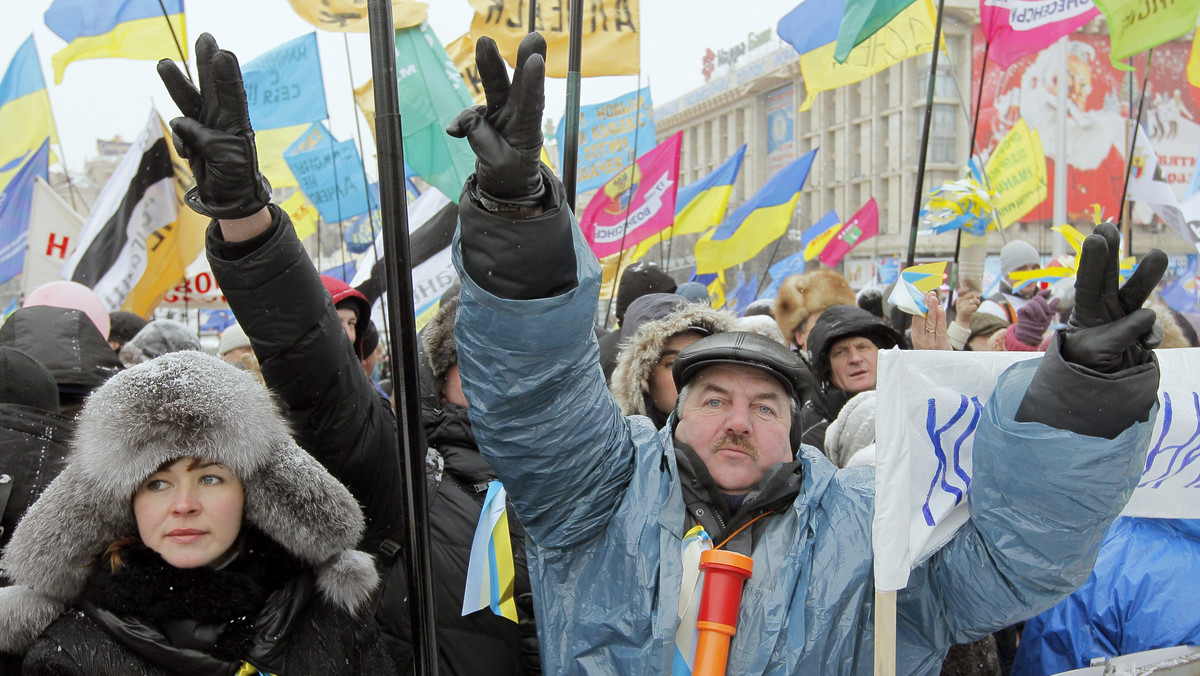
[157,33,271,220]
[446,33,547,210]
[1061,222,1166,373]
[1012,289,1060,347]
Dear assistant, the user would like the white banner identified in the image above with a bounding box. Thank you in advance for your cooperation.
[874,347,1200,591]
[21,177,83,297]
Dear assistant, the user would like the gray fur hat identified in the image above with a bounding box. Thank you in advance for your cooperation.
[0,351,378,652]
[423,296,459,385]
[118,319,202,367]
[611,303,737,417]
[824,390,877,468]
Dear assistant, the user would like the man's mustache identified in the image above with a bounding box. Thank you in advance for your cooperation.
[710,433,759,460]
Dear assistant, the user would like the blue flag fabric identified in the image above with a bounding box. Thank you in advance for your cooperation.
[759,251,807,300]
[284,122,370,223]
[199,310,235,333]
[557,87,657,193]
[242,33,327,130]
[1160,255,1200,313]
[777,0,845,54]
[0,140,50,285]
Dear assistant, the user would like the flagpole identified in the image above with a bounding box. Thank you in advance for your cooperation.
[562,0,584,211]
[601,68,647,328]
[1117,49,1153,247]
[902,0,949,335]
[946,40,990,311]
[754,236,787,297]
[528,0,538,32]
[343,34,383,278]
[155,0,192,82]
[366,3,438,676]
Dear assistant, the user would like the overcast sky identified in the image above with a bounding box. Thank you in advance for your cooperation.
[1,0,802,176]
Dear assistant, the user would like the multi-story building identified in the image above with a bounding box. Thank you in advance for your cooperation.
[652,2,1195,290]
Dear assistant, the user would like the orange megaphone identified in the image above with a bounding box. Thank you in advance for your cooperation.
[691,549,754,676]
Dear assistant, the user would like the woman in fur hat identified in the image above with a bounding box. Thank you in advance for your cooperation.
[0,351,394,675]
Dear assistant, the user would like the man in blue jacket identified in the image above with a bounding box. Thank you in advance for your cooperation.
[442,33,1168,675]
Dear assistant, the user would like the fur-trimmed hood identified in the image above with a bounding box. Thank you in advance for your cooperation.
[611,303,737,417]
[0,351,378,653]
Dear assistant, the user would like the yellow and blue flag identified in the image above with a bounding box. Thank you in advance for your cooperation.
[693,149,817,275]
[0,140,51,285]
[802,209,842,261]
[629,144,745,263]
[462,481,518,623]
[0,37,57,194]
[44,0,185,84]
[887,261,946,316]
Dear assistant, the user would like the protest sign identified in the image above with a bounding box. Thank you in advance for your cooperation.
[556,87,656,193]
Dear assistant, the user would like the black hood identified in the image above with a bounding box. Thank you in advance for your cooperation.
[806,305,904,387]
[0,306,122,396]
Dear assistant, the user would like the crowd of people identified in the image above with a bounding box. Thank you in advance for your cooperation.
[0,30,1194,676]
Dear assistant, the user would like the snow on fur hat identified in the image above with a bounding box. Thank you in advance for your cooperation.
[118,319,202,367]
[611,303,737,416]
[0,351,378,652]
[773,270,857,347]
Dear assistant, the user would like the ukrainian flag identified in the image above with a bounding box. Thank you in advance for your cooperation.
[462,481,518,623]
[629,145,745,263]
[693,149,818,275]
[44,0,186,84]
[0,37,57,194]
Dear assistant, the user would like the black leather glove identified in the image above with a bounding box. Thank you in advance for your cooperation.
[1060,222,1167,373]
[446,33,547,209]
[515,592,542,676]
[157,33,271,220]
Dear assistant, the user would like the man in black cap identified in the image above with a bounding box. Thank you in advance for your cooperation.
[442,32,1170,675]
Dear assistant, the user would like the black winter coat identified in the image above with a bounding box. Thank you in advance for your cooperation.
[206,207,403,554]
[22,533,395,675]
[0,404,72,558]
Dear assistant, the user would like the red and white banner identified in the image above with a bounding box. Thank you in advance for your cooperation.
[579,132,682,260]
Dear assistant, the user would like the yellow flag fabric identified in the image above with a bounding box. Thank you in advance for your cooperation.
[255,124,309,189]
[47,4,186,85]
[598,252,635,300]
[709,271,727,309]
[353,80,377,141]
[466,0,639,77]
[804,222,842,260]
[446,34,486,104]
[798,0,936,112]
[0,37,58,194]
[984,119,1047,225]
[1091,0,1200,69]
[121,116,209,316]
[1188,30,1200,89]
[286,0,426,32]
[280,191,320,241]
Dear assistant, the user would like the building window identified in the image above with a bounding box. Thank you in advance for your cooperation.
[916,53,957,99]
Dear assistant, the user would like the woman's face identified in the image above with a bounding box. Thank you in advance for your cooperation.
[133,458,245,568]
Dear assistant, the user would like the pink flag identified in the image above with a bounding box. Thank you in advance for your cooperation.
[818,197,879,267]
[980,0,1100,69]
[579,132,682,260]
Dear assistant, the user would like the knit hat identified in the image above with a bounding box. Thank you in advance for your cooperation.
[741,299,775,318]
[218,322,252,357]
[806,305,904,387]
[773,270,857,347]
[0,351,378,652]
[107,311,148,348]
[823,390,877,468]
[733,315,787,345]
[619,293,687,342]
[615,261,676,325]
[118,319,202,367]
[1000,240,1040,277]
[0,347,59,412]
[321,275,371,358]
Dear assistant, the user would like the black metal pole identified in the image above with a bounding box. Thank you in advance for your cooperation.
[946,40,990,311]
[754,236,787,297]
[365,3,438,675]
[1118,50,1154,233]
[156,0,192,82]
[528,0,538,33]
[562,0,584,211]
[903,0,948,333]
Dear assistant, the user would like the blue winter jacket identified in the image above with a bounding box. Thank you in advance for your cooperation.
[450,181,1157,676]
[1013,517,1200,675]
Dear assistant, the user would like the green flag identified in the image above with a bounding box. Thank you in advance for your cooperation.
[1091,0,1200,70]
[395,23,476,202]
[834,0,919,63]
